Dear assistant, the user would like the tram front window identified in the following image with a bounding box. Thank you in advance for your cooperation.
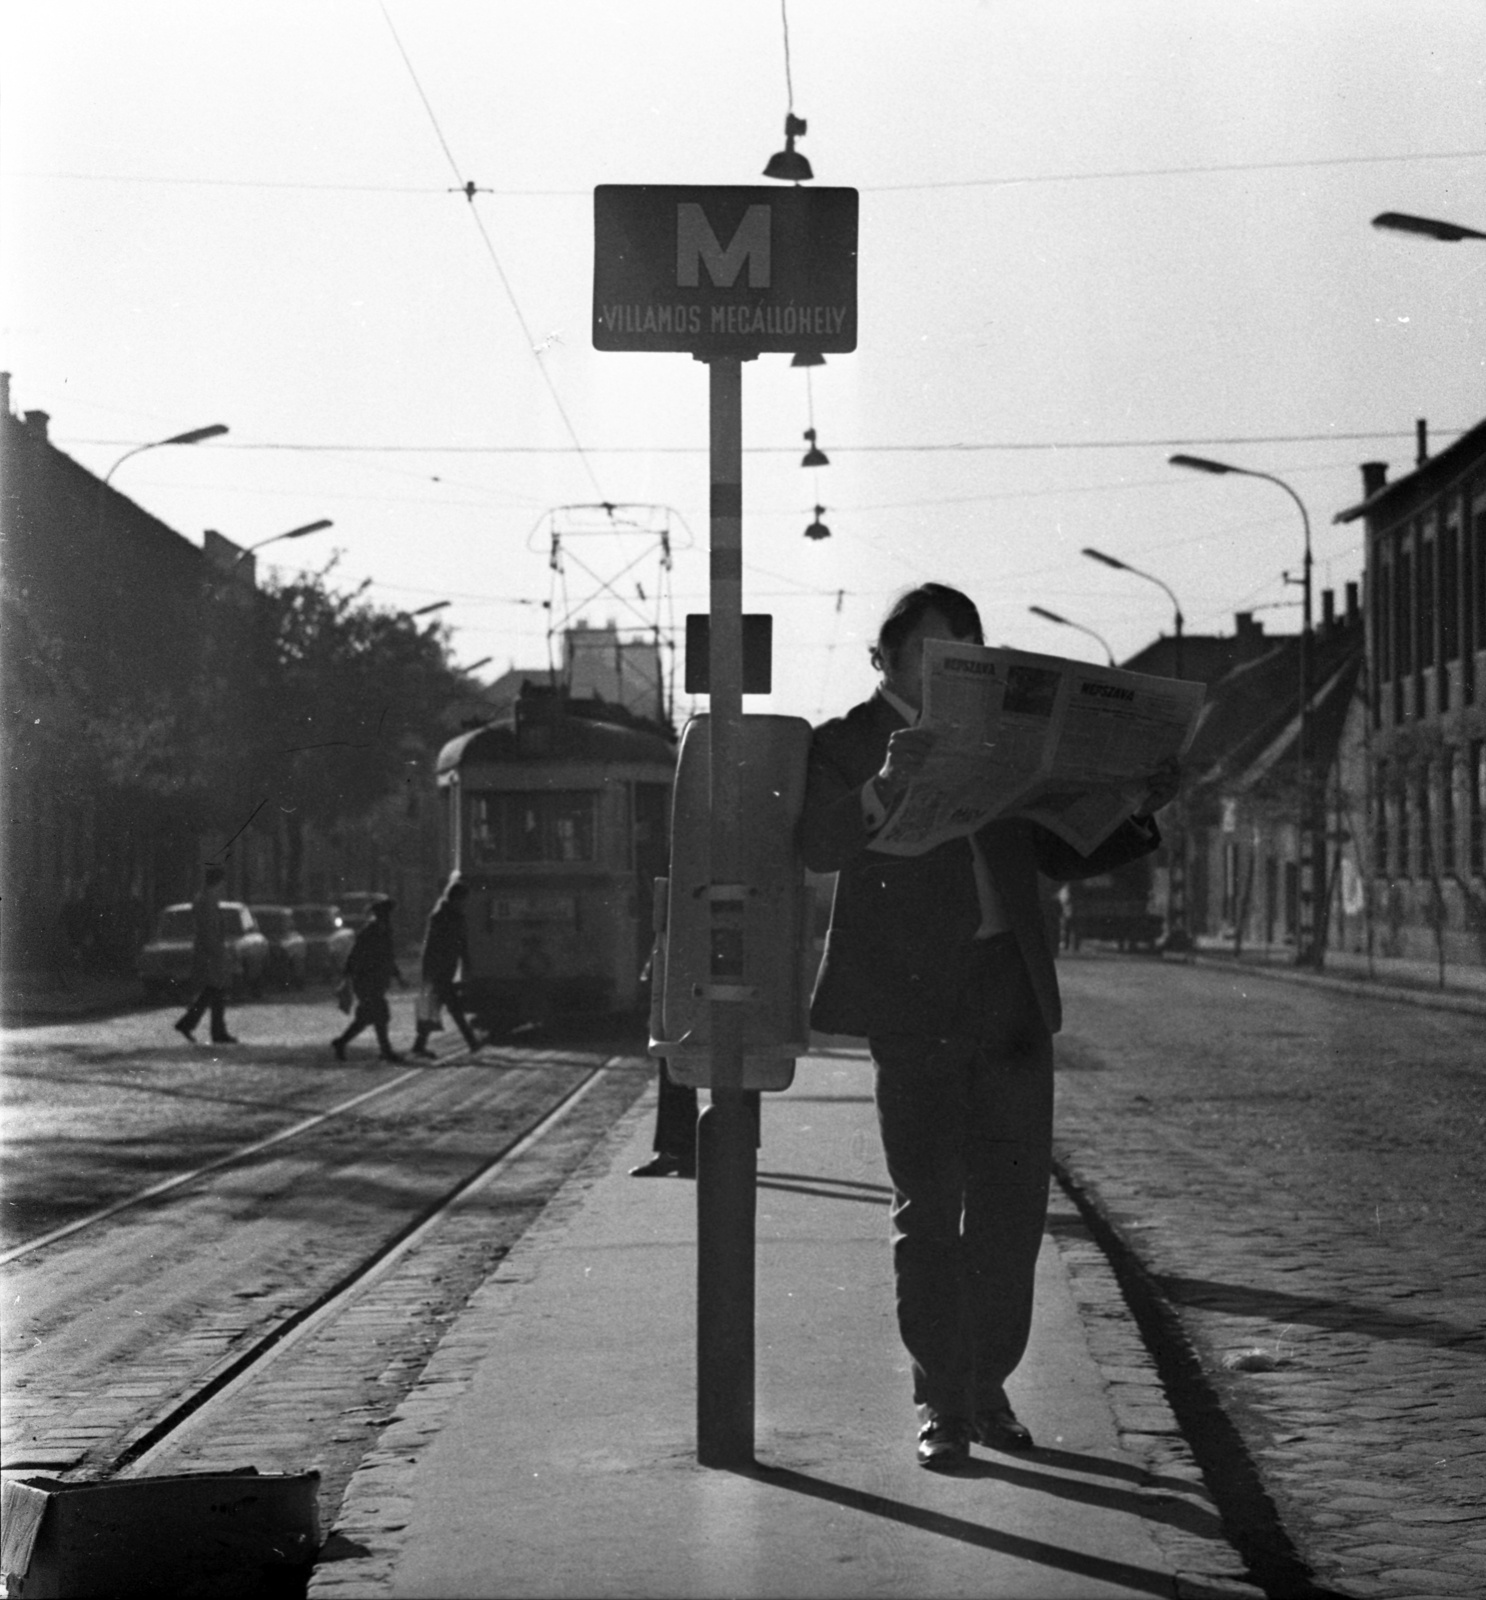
[471,790,598,864]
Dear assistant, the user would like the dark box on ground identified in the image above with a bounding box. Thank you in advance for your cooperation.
[0,1468,319,1598]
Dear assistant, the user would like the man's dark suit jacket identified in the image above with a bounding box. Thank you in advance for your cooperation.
[798,690,1161,1039]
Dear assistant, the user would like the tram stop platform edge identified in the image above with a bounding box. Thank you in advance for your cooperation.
[308,1048,1261,1600]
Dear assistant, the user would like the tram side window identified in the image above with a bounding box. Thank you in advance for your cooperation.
[470,791,598,864]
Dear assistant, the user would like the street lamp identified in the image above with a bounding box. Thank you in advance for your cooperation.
[103,423,229,485]
[1371,211,1486,243]
[1081,547,1185,679]
[1080,546,1192,952]
[231,518,334,566]
[1028,605,1115,666]
[1170,452,1322,968]
[409,600,451,617]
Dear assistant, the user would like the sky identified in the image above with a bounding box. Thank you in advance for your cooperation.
[3,0,1483,726]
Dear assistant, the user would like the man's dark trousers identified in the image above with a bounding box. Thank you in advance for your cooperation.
[869,932,1053,1419]
[180,985,230,1042]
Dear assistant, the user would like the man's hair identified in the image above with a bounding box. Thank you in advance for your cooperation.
[871,584,984,671]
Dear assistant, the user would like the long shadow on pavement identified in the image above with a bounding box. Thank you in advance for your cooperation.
[1158,1271,1486,1349]
[742,1462,1178,1598]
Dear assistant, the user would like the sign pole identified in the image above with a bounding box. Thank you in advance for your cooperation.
[591,182,857,1470]
[696,351,756,1468]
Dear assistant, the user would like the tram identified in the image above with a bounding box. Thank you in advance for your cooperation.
[436,683,676,1027]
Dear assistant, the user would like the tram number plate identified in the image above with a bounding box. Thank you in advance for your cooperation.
[489,894,578,924]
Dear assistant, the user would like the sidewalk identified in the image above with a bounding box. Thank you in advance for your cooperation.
[310,1051,1258,1600]
[1189,938,1486,1015]
[0,970,146,1025]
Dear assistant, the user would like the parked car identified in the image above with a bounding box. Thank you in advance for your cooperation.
[137,902,270,999]
[1065,859,1164,953]
[249,905,309,988]
[292,904,357,981]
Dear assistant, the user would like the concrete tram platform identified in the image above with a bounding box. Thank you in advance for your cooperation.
[310,1049,1259,1600]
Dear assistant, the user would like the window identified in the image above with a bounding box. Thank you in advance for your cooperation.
[1418,768,1434,878]
[1397,783,1410,879]
[1471,740,1485,877]
[470,790,598,864]
[1419,537,1436,669]
[1442,748,1456,873]
[1374,560,1392,683]
[1442,519,1460,662]
[157,908,196,940]
[1464,506,1477,704]
[1374,761,1389,875]
[1395,545,1414,677]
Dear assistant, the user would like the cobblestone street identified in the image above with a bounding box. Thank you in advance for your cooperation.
[1053,953,1486,1598]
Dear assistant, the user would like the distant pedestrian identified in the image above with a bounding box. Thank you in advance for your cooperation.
[175,864,236,1044]
[332,897,404,1062]
[411,878,481,1058]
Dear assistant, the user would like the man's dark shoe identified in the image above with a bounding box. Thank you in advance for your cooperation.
[916,1410,972,1471]
[629,1152,694,1178]
[380,1051,405,1063]
[410,1046,436,1060]
[210,1034,239,1045]
[174,1019,195,1042]
[331,1037,347,1061]
[973,1404,1034,1451]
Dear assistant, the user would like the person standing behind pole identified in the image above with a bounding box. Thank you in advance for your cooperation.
[410,878,482,1058]
[332,897,404,1062]
[797,582,1179,1471]
[175,863,236,1044]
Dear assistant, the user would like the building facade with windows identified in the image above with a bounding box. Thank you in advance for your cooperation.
[1338,417,1486,965]
[1180,592,1365,956]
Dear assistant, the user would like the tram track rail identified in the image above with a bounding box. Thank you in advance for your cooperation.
[2,1044,653,1487]
[110,1061,611,1477]
[0,1069,424,1267]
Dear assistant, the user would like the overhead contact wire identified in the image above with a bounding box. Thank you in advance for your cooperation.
[377,1,608,502]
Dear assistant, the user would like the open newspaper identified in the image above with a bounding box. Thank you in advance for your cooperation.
[870,641,1206,857]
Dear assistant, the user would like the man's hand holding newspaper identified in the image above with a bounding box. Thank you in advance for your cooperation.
[869,641,1205,858]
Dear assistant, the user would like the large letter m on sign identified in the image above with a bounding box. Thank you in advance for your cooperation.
[675,203,772,288]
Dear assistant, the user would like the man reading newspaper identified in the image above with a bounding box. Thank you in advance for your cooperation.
[798,582,1185,1472]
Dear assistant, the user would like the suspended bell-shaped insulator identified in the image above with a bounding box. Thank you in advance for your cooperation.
[764,114,813,182]
[804,506,831,540]
[801,427,829,469]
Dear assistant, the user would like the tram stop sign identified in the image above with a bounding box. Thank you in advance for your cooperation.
[593,185,858,356]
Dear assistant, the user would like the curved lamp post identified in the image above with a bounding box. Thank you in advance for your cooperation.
[1080,546,1192,952]
[103,423,229,485]
[1081,547,1185,679]
[231,518,334,567]
[1028,605,1115,666]
[1371,212,1486,243]
[1170,452,1322,968]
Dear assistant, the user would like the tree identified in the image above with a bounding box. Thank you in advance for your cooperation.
[231,568,466,901]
